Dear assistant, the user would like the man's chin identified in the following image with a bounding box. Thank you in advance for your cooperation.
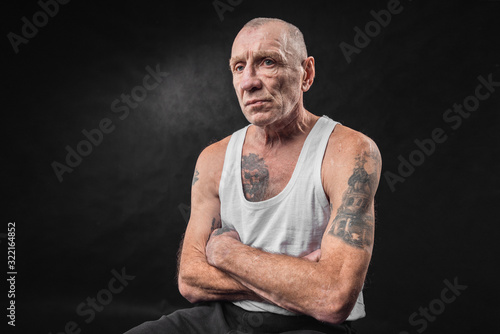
[248,114,274,127]
[244,109,276,127]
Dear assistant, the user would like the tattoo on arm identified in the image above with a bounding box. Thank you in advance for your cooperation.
[210,214,222,233]
[192,169,199,186]
[213,226,233,236]
[206,214,222,244]
[328,153,378,249]
[241,153,269,202]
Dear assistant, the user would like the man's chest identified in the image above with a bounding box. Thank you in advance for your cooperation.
[240,146,301,202]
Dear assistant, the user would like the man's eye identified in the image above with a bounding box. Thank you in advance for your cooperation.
[263,59,275,66]
[235,65,244,72]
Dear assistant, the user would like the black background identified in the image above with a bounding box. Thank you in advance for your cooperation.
[3,0,500,333]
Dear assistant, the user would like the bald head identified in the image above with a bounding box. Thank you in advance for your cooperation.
[239,18,308,66]
[229,17,316,129]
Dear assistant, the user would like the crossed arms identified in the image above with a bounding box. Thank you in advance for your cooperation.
[177,126,381,324]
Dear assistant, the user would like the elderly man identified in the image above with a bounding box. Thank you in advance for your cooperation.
[125,17,381,334]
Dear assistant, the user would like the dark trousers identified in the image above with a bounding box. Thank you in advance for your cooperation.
[124,302,357,334]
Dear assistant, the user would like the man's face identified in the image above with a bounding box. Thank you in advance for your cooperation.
[230,23,305,128]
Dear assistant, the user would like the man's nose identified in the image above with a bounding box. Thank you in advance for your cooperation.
[240,66,262,92]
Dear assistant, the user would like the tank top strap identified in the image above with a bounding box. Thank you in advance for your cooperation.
[311,116,339,187]
[292,115,338,209]
[300,115,338,164]
[219,124,250,201]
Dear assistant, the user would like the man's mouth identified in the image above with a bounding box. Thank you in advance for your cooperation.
[245,99,270,107]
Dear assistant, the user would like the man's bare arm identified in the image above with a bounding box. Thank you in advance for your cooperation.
[177,140,263,303]
[205,128,381,324]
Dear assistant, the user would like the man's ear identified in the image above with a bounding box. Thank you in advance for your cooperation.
[302,56,315,92]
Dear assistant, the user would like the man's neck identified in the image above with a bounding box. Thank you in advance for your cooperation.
[251,108,318,148]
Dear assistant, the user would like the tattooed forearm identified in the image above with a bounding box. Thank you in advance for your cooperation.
[192,169,199,186]
[328,154,377,249]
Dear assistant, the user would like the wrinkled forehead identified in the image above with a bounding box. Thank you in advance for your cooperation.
[230,23,292,61]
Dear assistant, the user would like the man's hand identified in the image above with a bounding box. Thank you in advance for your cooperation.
[302,249,322,262]
[207,229,322,267]
[206,227,241,267]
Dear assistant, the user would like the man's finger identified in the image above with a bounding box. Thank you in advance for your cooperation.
[302,249,322,262]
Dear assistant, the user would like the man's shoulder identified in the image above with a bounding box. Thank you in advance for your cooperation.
[321,124,382,199]
[197,135,231,169]
[198,124,250,163]
[326,123,380,159]
[192,134,233,195]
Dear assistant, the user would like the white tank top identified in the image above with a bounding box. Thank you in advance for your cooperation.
[218,115,365,320]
